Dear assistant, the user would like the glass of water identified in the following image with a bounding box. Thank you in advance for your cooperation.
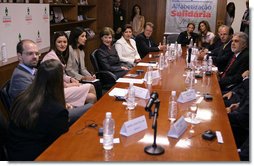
[189,103,198,123]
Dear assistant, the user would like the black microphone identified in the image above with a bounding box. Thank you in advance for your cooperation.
[145,91,158,112]
[187,47,192,64]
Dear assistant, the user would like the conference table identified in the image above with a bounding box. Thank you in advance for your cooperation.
[36,48,240,161]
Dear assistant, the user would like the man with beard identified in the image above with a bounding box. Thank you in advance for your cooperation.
[9,39,40,102]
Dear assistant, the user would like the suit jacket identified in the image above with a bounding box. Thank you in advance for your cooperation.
[115,36,140,65]
[211,40,234,72]
[219,48,249,90]
[135,32,159,58]
[42,50,72,83]
[177,31,198,46]
[240,9,249,33]
[7,97,69,161]
[97,44,129,79]
[8,65,35,103]
[66,46,91,81]
[113,7,126,40]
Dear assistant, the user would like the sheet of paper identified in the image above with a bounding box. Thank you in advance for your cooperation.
[116,78,144,84]
[108,87,128,97]
[136,62,158,67]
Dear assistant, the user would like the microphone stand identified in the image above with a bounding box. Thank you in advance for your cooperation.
[144,99,165,155]
[186,47,192,71]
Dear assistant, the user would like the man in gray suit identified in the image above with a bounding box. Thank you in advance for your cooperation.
[8,39,91,125]
[9,39,39,102]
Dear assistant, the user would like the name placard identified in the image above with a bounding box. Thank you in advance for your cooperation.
[120,115,148,137]
[133,85,150,99]
[168,116,187,139]
[177,89,196,103]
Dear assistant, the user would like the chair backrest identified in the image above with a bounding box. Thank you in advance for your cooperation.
[0,80,11,113]
[0,109,9,160]
[90,49,99,73]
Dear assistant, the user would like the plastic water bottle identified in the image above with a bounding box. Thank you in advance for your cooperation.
[147,64,153,84]
[163,36,167,46]
[168,91,177,123]
[189,38,193,48]
[103,112,115,150]
[1,43,7,63]
[159,53,164,70]
[207,56,213,72]
[126,82,135,110]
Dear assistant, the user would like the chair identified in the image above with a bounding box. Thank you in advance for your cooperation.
[165,33,180,44]
[0,109,9,160]
[0,80,11,114]
[90,49,117,90]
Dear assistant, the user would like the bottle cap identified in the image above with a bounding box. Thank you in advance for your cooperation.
[106,112,112,118]
[171,91,176,96]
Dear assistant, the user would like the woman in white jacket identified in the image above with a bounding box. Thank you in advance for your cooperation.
[115,24,141,65]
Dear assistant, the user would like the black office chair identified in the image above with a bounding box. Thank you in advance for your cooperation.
[0,109,9,160]
[0,80,11,114]
[90,49,117,90]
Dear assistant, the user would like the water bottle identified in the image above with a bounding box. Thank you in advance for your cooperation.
[1,43,7,63]
[168,91,177,123]
[147,64,153,84]
[163,36,167,46]
[126,82,135,110]
[174,41,178,58]
[103,112,115,150]
[207,56,213,72]
[159,53,164,70]
[189,38,193,48]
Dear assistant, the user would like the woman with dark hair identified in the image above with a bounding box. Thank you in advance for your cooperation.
[177,22,198,46]
[7,59,69,161]
[225,2,235,27]
[130,4,145,37]
[115,24,141,65]
[42,31,97,105]
[97,27,131,79]
[197,20,215,49]
[67,27,95,82]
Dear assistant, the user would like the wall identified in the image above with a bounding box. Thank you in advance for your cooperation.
[120,0,227,43]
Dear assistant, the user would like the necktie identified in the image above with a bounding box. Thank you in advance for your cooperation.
[221,55,236,78]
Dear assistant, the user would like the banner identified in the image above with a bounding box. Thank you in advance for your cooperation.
[0,3,50,61]
[165,0,218,34]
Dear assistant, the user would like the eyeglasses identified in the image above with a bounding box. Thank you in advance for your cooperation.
[22,51,41,57]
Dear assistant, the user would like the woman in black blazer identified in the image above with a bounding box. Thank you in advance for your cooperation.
[177,22,198,46]
[7,59,69,161]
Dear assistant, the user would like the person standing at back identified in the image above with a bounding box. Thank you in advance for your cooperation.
[225,2,235,27]
[130,4,145,37]
[113,0,126,40]
[135,22,165,58]
[240,0,249,35]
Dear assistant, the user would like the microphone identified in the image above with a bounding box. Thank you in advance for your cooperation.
[187,47,192,64]
[145,91,159,112]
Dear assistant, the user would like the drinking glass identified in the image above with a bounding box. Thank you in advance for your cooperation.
[189,103,198,123]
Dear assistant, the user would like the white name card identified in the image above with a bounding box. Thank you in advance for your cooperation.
[177,89,196,103]
[120,115,148,137]
[133,85,150,99]
[168,116,187,139]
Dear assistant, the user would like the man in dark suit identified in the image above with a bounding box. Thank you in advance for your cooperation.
[219,32,249,91]
[197,25,234,72]
[135,22,165,58]
[113,0,126,40]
